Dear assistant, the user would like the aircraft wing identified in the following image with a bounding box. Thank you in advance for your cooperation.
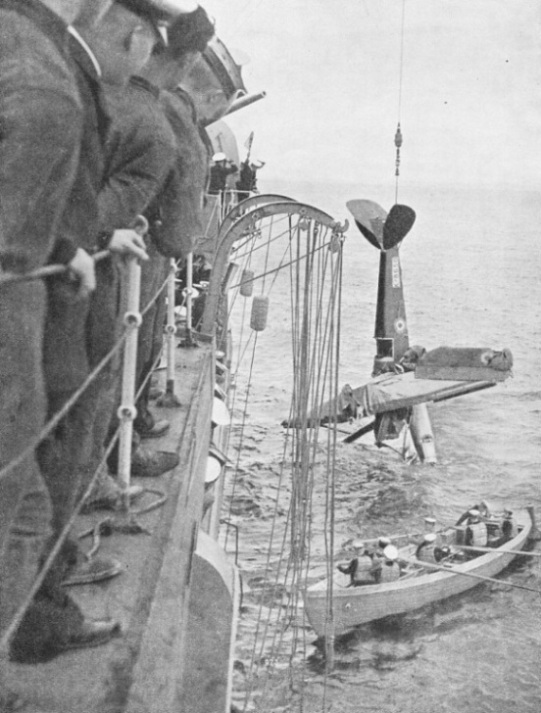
[282,372,496,428]
[351,371,496,417]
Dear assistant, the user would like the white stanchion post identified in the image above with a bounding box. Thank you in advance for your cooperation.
[157,258,182,407]
[166,258,177,387]
[185,251,193,333]
[117,255,142,512]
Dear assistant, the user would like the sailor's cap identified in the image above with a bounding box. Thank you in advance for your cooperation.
[383,545,398,561]
[212,152,227,162]
[116,0,199,22]
[378,536,391,547]
[424,517,436,525]
[423,532,437,543]
[351,539,365,550]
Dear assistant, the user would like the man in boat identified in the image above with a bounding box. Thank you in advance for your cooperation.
[337,540,379,586]
[372,536,392,559]
[455,500,491,526]
[464,509,488,548]
[416,532,439,563]
[372,545,402,583]
[501,509,515,542]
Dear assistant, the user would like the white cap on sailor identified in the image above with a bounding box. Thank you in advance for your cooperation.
[352,539,365,551]
[383,545,398,561]
[213,152,227,162]
[423,532,437,543]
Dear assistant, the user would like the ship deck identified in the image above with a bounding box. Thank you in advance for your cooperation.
[6,340,228,713]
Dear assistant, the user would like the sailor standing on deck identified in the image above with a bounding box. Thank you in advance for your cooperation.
[208,152,238,196]
[236,158,265,201]
[36,0,161,598]
[73,1,206,510]
[131,5,215,440]
[0,0,130,674]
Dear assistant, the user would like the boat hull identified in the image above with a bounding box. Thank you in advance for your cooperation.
[304,510,532,637]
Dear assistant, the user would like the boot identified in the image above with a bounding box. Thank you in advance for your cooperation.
[81,472,144,513]
[137,419,170,439]
[10,593,120,664]
[131,447,179,478]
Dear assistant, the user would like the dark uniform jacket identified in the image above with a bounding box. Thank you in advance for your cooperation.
[43,30,111,392]
[98,77,176,237]
[0,0,82,273]
[98,77,178,396]
[0,0,82,493]
[208,161,238,195]
[160,88,211,259]
[237,161,257,192]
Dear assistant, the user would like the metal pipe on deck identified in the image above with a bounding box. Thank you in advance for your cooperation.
[117,256,142,511]
[157,259,183,407]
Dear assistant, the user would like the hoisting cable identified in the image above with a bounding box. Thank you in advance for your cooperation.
[394,0,407,204]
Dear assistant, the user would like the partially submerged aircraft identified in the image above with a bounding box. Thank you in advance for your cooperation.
[341,199,512,463]
[286,199,512,464]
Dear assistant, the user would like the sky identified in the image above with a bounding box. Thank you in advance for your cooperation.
[202,0,541,190]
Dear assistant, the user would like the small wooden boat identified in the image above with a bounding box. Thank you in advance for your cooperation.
[303,507,536,638]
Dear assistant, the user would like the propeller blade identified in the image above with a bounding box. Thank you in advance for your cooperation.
[382,204,416,249]
[346,199,387,249]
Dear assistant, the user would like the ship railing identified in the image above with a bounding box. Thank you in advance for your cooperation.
[0,242,188,657]
[204,189,261,225]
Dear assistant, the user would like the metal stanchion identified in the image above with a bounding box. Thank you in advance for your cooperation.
[186,251,193,336]
[117,254,142,515]
[113,216,151,532]
[178,251,197,348]
[156,258,182,407]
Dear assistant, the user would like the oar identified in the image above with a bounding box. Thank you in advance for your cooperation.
[342,530,431,550]
[402,557,541,595]
[458,544,541,559]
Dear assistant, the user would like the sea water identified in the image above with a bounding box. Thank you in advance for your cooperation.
[225,182,541,713]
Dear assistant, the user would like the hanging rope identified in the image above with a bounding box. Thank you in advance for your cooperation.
[215,203,346,711]
[394,0,407,203]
